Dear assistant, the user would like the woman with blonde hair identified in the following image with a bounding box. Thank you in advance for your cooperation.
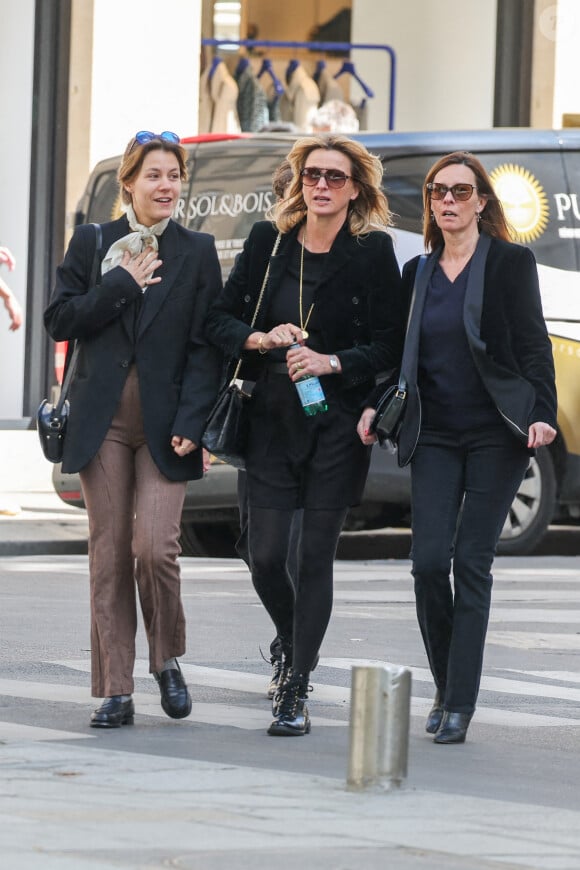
[205,135,404,736]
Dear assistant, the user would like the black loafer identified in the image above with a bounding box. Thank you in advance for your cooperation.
[433,711,473,744]
[90,696,134,728]
[425,691,444,734]
[154,663,192,719]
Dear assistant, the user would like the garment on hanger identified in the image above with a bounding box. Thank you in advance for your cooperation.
[313,61,344,104]
[256,58,285,123]
[279,63,320,131]
[199,59,241,134]
[352,99,369,131]
[235,60,269,132]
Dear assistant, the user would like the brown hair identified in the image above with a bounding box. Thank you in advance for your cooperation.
[423,151,512,250]
[271,159,293,200]
[271,134,393,235]
[117,136,188,206]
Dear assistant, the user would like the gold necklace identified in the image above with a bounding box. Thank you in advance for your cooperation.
[299,231,315,339]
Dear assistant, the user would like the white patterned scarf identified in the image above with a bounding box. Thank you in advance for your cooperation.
[100,204,170,286]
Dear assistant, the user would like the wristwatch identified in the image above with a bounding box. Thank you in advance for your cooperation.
[329,355,339,372]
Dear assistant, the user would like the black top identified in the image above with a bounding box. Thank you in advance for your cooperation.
[418,260,500,431]
[266,237,327,361]
[204,220,406,415]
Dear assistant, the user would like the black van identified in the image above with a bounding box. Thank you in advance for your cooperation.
[53,130,580,556]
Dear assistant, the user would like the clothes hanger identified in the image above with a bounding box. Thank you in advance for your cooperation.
[256,58,285,96]
[334,60,374,99]
[208,56,223,81]
[235,57,250,77]
[313,59,326,84]
[285,58,300,84]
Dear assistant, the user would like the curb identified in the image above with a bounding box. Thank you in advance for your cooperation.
[0,539,88,557]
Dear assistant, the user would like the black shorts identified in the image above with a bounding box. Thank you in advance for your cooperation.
[244,371,371,510]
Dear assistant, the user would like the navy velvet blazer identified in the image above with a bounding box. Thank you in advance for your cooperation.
[394,233,557,466]
[44,216,222,479]
[204,220,405,413]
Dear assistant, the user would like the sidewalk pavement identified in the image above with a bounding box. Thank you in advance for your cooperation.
[0,429,88,556]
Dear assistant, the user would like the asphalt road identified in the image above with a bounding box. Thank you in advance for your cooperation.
[1,552,580,868]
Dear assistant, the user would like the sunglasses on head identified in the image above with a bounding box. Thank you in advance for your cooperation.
[426,182,477,201]
[134,130,180,146]
[301,167,352,189]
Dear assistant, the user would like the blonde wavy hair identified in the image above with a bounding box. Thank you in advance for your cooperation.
[269,135,393,235]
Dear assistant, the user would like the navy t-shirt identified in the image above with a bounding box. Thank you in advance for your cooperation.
[417,260,501,431]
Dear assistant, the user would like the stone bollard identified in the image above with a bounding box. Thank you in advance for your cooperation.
[347,664,412,790]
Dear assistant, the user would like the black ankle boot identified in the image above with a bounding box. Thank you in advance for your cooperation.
[434,711,473,744]
[267,657,283,700]
[425,690,444,734]
[268,674,310,736]
[271,656,293,713]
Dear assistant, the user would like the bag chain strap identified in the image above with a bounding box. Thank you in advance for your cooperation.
[231,232,282,383]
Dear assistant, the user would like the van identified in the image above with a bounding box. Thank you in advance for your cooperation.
[52,129,580,556]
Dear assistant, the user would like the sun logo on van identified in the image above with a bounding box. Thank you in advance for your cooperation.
[489,164,549,243]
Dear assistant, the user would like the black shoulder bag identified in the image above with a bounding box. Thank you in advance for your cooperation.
[37,223,102,463]
[370,254,427,449]
[201,232,282,469]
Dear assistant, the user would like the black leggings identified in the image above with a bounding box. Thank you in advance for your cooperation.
[248,505,348,675]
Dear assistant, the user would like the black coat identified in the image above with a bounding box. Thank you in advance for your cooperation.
[44,216,222,479]
[204,220,405,412]
[394,233,557,466]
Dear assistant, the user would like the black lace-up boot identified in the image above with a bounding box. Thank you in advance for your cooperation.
[267,673,310,736]
[267,657,284,700]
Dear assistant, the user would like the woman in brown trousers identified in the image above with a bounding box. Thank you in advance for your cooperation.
[44,131,222,727]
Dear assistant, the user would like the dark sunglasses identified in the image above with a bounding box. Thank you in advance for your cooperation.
[134,130,180,145]
[426,182,477,201]
[301,167,352,189]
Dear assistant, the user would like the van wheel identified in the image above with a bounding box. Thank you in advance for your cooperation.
[497,448,556,556]
[179,521,239,558]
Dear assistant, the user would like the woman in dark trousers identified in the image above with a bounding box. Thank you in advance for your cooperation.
[359,151,557,744]
[206,134,404,736]
[44,131,222,728]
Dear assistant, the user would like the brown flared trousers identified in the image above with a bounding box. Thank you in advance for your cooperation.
[79,367,187,697]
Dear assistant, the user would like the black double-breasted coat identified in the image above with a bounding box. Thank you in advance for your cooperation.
[44,216,222,480]
[394,232,557,466]
[204,220,405,412]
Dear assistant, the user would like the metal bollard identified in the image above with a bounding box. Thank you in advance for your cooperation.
[347,664,412,790]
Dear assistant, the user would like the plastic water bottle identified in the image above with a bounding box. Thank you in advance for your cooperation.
[290,343,328,417]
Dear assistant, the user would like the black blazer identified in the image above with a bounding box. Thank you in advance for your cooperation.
[44,216,222,479]
[394,232,557,466]
[204,220,405,412]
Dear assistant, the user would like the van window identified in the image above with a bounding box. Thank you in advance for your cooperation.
[179,149,286,275]
[88,168,122,223]
[558,152,580,271]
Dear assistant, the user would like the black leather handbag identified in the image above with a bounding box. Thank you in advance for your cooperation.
[370,380,408,447]
[201,233,281,469]
[37,223,102,463]
[370,254,427,450]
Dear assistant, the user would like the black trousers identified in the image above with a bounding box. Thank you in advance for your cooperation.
[410,425,530,713]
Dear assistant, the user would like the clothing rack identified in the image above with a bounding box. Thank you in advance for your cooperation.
[202,38,397,131]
